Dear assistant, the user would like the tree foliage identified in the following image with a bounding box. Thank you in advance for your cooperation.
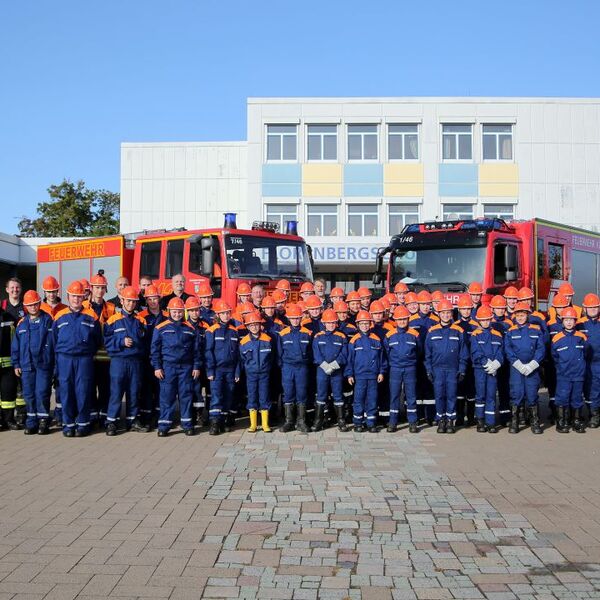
[18,179,119,237]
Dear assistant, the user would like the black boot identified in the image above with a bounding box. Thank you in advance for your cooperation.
[279,404,295,433]
[106,422,118,436]
[2,408,21,430]
[312,404,325,432]
[295,404,309,433]
[131,417,150,433]
[335,405,348,432]
[409,422,419,433]
[573,407,586,433]
[518,404,528,427]
[223,412,235,433]
[556,406,570,433]
[508,405,519,434]
[38,419,50,435]
[208,420,220,435]
[589,408,600,429]
[476,418,486,433]
[15,405,26,428]
[548,399,556,425]
[455,399,465,427]
[437,418,446,433]
[446,419,456,434]
[487,423,498,433]
[465,401,475,428]
[529,405,543,435]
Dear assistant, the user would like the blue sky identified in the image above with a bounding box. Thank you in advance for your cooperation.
[1,0,599,234]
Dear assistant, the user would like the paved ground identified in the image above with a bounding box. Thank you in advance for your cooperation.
[1,415,600,599]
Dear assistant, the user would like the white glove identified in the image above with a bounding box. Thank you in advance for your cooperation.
[319,361,331,374]
[521,364,532,376]
[483,359,493,374]
[527,360,540,373]
[329,360,340,372]
[512,360,525,374]
[487,359,502,376]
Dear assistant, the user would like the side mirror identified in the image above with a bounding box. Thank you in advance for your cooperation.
[372,273,382,285]
[200,236,219,277]
[504,245,518,281]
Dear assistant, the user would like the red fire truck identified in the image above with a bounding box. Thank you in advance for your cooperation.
[373,217,600,309]
[37,214,313,306]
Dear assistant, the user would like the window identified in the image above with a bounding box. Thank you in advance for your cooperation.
[307,204,338,236]
[483,124,513,160]
[348,124,378,160]
[348,204,378,236]
[388,124,419,160]
[266,204,297,233]
[442,124,472,160]
[483,204,515,220]
[166,239,184,278]
[266,124,297,161]
[388,204,419,233]
[307,125,337,161]
[443,204,474,220]
[140,241,161,280]
[537,239,545,279]
[548,243,564,279]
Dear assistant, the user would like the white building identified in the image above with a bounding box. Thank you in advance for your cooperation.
[120,96,600,290]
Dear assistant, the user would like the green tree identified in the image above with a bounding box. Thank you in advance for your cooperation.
[18,179,119,237]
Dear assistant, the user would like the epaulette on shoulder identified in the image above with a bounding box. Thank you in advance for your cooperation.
[430,313,440,321]
[383,321,395,331]
[350,333,361,344]
[138,309,149,318]
[577,317,588,325]
[369,333,380,341]
[314,330,324,337]
[279,326,291,336]
[156,320,171,330]
[300,327,311,335]
[547,318,558,326]
[54,307,70,320]
[409,313,419,321]
[491,328,503,337]
[407,327,419,337]
[207,323,219,333]
[529,323,541,330]
[553,331,565,343]
[183,321,195,331]
[385,328,396,338]
[136,314,147,325]
[450,324,464,332]
[231,324,241,332]
[240,334,251,345]
[429,323,442,332]
[301,317,311,326]
[82,308,98,320]
[333,330,346,339]
[469,319,479,327]
[508,324,519,331]
[259,333,271,342]
[574,330,587,340]
[472,328,482,336]
[106,313,123,325]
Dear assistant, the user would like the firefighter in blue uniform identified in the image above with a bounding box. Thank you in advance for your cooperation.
[454,294,478,427]
[103,286,148,435]
[334,301,357,424]
[384,304,420,433]
[425,300,468,434]
[578,293,600,428]
[370,300,393,425]
[239,311,274,433]
[11,291,55,435]
[552,306,588,433]
[545,293,570,424]
[470,305,504,433]
[312,309,348,432]
[490,295,513,426]
[197,284,216,325]
[504,302,545,434]
[184,296,208,430]
[52,281,102,437]
[345,310,386,433]
[150,297,201,437]
[195,284,214,424]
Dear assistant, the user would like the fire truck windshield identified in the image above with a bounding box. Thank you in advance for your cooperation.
[391,246,486,289]
[224,234,312,281]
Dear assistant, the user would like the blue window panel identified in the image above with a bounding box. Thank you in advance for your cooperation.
[262,183,302,196]
[438,164,478,197]
[344,164,383,196]
[262,164,302,196]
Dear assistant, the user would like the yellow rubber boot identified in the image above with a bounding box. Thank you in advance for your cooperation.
[260,410,271,433]
[247,410,258,433]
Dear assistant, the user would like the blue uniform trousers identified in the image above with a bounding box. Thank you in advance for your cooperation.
[209,370,235,421]
[555,379,584,409]
[509,370,540,407]
[92,360,110,424]
[21,367,53,429]
[56,354,94,434]
[389,368,417,425]
[107,358,141,424]
[474,368,497,426]
[584,367,600,410]
[246,374,270,411]
[316,370,343,407]
[53,380,62,424]
[158,363,193,432]
[353,378,378,428]
[496,363,511,425]
[417,363,436,422]
[433,369,458,422]
[281,364,308,405]
[141,360,160,422]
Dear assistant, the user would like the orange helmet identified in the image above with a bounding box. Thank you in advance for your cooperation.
[300,282,314,293]
[558,282,574,296]
[214,300,232,314]
[334,301,349,313]
[562,307,578,320]
[121,286,139,301]
[239,301,255,315]
[79,279,90,291]
[468,281,483,294]
[167,297,185,311]
[286,303,303,318]
[582,293,600,308]
[384,292,397,305]
[476,306,493,320]
[236,283,252,296]
[517,287,534,301]
[417,290,432,303]
[393,305,410,320]
[261,296,276,309]
[67,281,85,296]
[276,279,291,292]
[394,282,409,293]
[552,294,569,308]
[437,300,453,312]
[504,286,519,299]
[431,290,445,302]
[271,290,286,303]
[90,274,108,287]
[369,300,384,314]
[297,300,307,312]
[457,294,473,309]
[305,295,322,309]
[357,286,372,299]
[513,301,532,313]
[244,311,263,326]
[405,292,418,305]
[144,285,160,298]
[330,287,344,299]
[197,283,213,297]
[184,296,201,310]
[23,290,41,306]
[379,297,391,311]
[321,309,338,323]
[355,310,373,323]
[42,276,60,292]
[490,295,507,309]
[346,291,361,303]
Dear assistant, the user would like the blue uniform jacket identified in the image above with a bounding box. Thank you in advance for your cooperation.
[239,332,274,375]
[504,322,546,365]
[104,311,147,359]
[302,317,325,338]
[277,325,312,367]
[425,323,468,374]
[199,307,216,326]
[409,312,439,344]
[384,326,420,370]
[52,308,101,357]
[11,312,55,371]
[345,331,387,379]
[338,321,357,341]
[204,320,240,378]
[470,327,504,369]
[263,316,285,337]
[551,329,588,381]
[491,315,513,336]
[150,318,201,371]
[138,309,167,355]
[312,330,348,367]
[577,316,600,369]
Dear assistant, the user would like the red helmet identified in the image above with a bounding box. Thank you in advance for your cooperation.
[404,292,418,305]
[562,307,578,320]
[384,293,397,305]
[300,282,314,293]
[393,305,410,320]
[184,296,200,310]
[90,274,108,287]
[67,281,85,296]
[305,295,322,309]
[239,301,255,315]
[244,311,263,326]
[261,296,276,309]
[144,285,160,298]
[457,294,473,309]
[513,301,532,313]
[394,282,409,293]
[79,279,90,291]
[357,286,372,299]
[334,301,349,313]
[271,290,286,303]
[431,290,445,302]
[558,282,574,296]
[437,300,453,312]
[517,287,534,301]
[276,279,291,291]
[214,300,232,314]
[42,276,60,292]
[476,306,493,320]
[167,297,185,311]
[504,286,519,299]
[23,290,41,306]
[355,310,373,323]
[321,309,338,323]
[236,283,252,296]
[330,287,345,299]
[121,286,139,301]
[286,303,303,318]
[369,300,384,314]
[346,291,361,303]
[582,293,600,308]
[417,290,432,303]
[197,283,213,297]
[490,295,507,309]
[468,281,483,294]
[552,294,569,308]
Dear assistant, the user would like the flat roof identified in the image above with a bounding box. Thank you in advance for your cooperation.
[248,96,600,104]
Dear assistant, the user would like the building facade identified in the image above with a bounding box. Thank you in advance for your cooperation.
[120,97,600,290]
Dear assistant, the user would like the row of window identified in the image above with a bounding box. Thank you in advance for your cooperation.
[265,203,515,238]
[266,123,513,162]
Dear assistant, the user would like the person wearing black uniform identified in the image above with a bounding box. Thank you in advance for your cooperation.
[0,306,19,429]
[159,274,191,310]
